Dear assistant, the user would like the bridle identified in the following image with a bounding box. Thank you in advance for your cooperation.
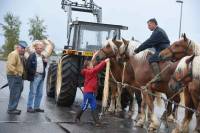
[167,39,192,62]
[118,42,129,62]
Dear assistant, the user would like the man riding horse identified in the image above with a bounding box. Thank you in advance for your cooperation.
[134,18,170,81]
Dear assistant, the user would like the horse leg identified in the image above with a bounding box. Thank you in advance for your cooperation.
[173,86,194,133]
[194,103,200,133]
[135,93,146,127]
[147,92,159,132]
[108,87,116,113]
[171,94,180,121]
[127,89,134,118]
[115,85,122,113]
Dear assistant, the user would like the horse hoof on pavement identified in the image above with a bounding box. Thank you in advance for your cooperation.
[171,128,180,133]
[148,127,157,133]
[135,119,144,127]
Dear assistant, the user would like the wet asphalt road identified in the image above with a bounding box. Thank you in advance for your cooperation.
[0,60,196,133]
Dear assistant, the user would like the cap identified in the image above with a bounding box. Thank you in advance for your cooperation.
[18,41,28,48]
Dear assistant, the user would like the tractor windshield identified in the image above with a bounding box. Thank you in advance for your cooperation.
[78,28,116,51]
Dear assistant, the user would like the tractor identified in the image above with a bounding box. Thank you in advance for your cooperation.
[46,0,128,106]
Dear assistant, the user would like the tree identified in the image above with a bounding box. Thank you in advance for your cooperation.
[28,16,47,41]
[2,13,21,57]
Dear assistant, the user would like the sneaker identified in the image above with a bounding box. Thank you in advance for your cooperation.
[34,108,44,113]
[7,109,21,115]
[27,108,35,113]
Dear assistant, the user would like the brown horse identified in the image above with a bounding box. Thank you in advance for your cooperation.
[91,39,142,118]
[169,55,200,133]
[159,33,200,62]
[92,38,180,131]
[117,38,181,131]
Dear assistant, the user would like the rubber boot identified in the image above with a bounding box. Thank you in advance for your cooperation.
[91,111,101,127]
[150,62,161,82]
[74,109,84,123]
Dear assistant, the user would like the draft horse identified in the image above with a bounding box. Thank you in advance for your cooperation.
[117,38,181,131]
[91,38,142,118]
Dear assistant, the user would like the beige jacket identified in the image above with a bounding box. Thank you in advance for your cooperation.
[6,50,23,76]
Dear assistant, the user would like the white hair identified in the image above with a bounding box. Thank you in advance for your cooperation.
[175,55,200,79]
[102,39,119,53]
[189,39,200,55]
[175,56,191,73]
[192,55,200,79]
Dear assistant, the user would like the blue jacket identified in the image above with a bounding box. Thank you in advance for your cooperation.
[135,26,170,53]
[26,53,47,81]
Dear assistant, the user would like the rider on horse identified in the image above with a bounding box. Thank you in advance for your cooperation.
[134,18,170,81]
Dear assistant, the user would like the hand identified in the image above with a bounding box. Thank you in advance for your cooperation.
[105,58,110,63]
[134,48,139,54]
[43,58,48,63]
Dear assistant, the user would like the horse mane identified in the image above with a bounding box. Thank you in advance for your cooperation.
[126,40,153,62]
[102,39,119,53]
[189,39,200,55]
[175,56,191,73]
[192,55,200,79]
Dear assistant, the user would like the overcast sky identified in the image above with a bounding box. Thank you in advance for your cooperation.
[0,0,199,49]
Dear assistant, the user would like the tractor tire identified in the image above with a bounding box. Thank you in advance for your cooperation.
[55,55,79,106]
[46,63,57,98]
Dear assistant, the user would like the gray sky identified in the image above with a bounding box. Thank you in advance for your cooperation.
[0,0,199,49]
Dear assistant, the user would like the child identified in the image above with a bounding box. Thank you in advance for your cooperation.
[74,58,109,126]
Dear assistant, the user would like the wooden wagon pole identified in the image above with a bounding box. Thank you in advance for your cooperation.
[99,59,110,119]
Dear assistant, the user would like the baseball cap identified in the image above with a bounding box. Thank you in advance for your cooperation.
[18,40,28,48]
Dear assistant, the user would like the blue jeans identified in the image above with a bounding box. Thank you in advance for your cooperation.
[27,74,44,109]
[7,75,23,110]
[81,92,97,111]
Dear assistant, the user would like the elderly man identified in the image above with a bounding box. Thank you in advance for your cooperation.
[7,41,27,115]
[27,41,47,113]
[134,18,170,81]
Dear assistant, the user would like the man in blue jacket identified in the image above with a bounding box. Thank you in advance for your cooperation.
[134,18,170,81]
[26,41,47,113]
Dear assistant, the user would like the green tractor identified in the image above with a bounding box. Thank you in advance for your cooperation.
[46,0,128,106]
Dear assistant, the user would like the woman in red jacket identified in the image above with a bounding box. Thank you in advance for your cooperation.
[75,58,109,126]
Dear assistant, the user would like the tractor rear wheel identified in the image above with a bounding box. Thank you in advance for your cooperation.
[46,63,57,98]
[55,55,80,106]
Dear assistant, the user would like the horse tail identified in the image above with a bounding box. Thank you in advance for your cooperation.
[155,92,162,107]
[180,92,185,105]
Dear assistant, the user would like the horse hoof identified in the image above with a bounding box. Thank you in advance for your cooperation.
[135,119,144,127]
[167,114,176,122]
[128,111,133,118]
[148,127,157,133]
[171,128,180,133]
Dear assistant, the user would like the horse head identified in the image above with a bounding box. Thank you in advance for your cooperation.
[115,38,131,64]
[91,37,122,66]
[159,33,193,62]
[168,55,194,92]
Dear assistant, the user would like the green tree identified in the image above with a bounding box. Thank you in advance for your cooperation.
[28,16,47,41]
[2,13,21,57]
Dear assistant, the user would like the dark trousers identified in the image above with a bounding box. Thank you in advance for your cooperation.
[7,75,23,110]
[149,52,162,63]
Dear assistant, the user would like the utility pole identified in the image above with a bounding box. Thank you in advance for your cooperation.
[176,0,183,38]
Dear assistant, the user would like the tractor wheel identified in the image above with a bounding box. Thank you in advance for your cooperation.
[55,55,79,106]
[46,63,57,98]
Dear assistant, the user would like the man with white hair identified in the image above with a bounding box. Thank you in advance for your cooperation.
[26,41,47,113]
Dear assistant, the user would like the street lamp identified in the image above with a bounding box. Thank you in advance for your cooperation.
[176,0,183,38]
